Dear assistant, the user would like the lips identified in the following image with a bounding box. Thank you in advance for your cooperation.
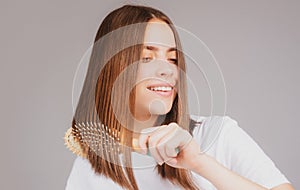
[146,83,175,97]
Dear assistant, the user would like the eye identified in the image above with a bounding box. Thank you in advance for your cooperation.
[141,57,153,63]
[168,58,178,64]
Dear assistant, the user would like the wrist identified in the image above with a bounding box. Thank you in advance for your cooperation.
[191,153,214,175]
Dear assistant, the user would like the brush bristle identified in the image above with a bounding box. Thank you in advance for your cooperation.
[64,127,85,157]
[65,122,122,158]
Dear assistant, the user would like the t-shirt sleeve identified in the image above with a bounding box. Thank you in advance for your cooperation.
[222,116,290,189]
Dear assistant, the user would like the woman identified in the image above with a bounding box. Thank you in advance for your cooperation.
[65,4,294,190]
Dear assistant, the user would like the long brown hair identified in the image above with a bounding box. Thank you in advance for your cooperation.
[71,4,199,190]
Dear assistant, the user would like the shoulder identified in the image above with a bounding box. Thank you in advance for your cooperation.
[190,114,238,132]
[190,114,265,156]
[190,115,290,189]
[190,114,268,167]
[190,115,240,151]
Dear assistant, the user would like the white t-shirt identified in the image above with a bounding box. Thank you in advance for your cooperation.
[65,116,290,190]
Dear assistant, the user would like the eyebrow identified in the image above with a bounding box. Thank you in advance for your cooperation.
[143,45,177,52]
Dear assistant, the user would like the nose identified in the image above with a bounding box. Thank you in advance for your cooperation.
[156,60,174,78]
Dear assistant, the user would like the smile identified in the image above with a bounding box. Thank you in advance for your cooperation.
[146,86,173,97]
[148,86,172,91]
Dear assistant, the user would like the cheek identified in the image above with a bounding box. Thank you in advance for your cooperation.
[136,64,156,81]
[134,83,149,103]
[135,84,144,97]
[173,66,179,79]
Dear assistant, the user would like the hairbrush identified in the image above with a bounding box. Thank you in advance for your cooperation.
[64,122,180,158]
[64,121,121,158]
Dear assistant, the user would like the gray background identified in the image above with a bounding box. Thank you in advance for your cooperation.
[1,0,299,189]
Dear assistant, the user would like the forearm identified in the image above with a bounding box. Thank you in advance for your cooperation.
[193,153,268,190]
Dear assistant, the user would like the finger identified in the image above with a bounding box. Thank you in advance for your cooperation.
[163,128,192,156]
[138,134,149,154]
[156,141,179,165]
[179,135,193,150]
[148,144,164,165]
[177,130,193,149]
[165,142,179,157]
[148,128,170,164]
[165,157,178,167]
[156,137,174,163]
[152,125,179,162]
[157,123,183,158]
[138,127,160,154]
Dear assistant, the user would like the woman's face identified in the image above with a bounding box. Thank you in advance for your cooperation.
[134,18,179,121]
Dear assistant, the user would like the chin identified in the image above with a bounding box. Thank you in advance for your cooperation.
[149,104,173,115]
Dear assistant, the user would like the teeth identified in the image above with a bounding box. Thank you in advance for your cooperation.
[149,86,172,91]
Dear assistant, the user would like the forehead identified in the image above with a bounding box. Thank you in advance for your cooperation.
[143,19,176,48]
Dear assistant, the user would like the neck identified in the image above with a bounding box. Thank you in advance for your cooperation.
[132,114,159,132]
[131,114,159,151]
